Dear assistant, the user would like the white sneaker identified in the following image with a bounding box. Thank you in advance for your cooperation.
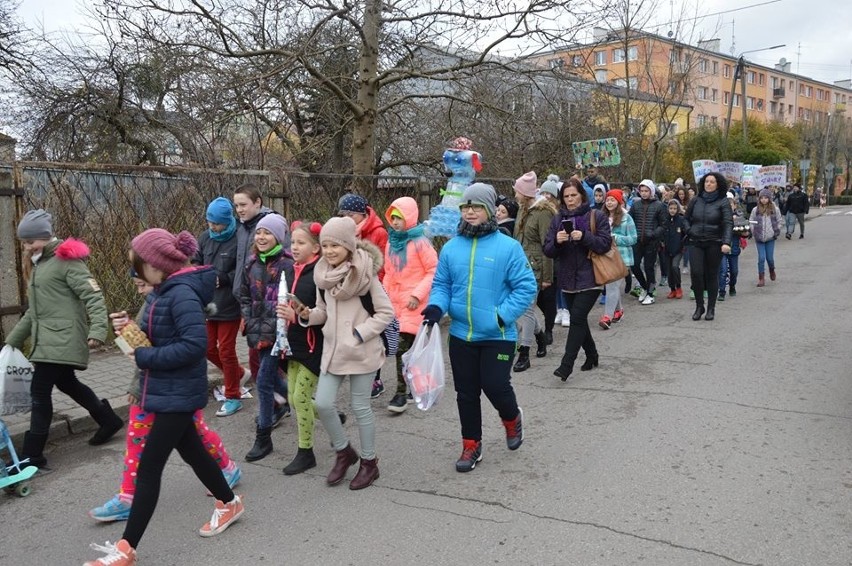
[239,368,252,387]
[641,295,655,305]
[561,310,571,327]
[554,310,563,325]
[637,290,648,302]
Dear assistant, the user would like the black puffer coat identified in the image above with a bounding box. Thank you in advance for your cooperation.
[685,191,733,245]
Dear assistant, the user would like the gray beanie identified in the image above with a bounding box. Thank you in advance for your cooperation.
[459,183,497,217]
[17,209,54,240]
[320,216,357,253]
[539,174,561,198]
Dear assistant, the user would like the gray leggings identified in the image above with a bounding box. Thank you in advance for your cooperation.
[516,302,543,348]
[315,370,376,459]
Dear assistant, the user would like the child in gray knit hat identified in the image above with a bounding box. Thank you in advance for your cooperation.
[16,209,54,240]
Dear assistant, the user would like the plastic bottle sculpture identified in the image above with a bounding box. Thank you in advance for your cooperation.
[425,137,482,238]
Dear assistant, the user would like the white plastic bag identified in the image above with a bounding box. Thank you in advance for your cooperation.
[401,325,445,411]
[0,345,34,416]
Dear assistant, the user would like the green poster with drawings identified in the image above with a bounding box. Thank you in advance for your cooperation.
[572,138,621,167]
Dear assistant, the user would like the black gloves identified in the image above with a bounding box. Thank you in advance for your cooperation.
[421,305,443,327]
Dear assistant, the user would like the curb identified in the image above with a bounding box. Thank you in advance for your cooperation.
[6,374,225,451]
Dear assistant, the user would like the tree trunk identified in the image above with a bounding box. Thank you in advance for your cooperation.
[351,0,382,188]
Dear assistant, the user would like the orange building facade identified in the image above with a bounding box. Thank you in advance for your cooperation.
[537,29,851,132]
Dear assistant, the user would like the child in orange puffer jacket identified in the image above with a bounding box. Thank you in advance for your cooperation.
[382,197,438,414]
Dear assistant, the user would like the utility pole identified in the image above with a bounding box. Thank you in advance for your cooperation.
[721,45,785,159]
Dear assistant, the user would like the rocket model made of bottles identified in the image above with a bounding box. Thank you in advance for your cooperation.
[425,137,483,238]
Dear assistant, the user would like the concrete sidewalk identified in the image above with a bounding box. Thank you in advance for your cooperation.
[3,206,830,449]
[2,340,248,448]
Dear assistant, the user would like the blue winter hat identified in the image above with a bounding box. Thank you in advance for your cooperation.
[206,197,235,225]
[338,193,368,215]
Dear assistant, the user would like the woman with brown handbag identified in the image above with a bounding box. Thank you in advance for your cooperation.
[543,179,613,382]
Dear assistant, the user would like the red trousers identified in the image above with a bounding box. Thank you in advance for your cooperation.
[206,319,244,399]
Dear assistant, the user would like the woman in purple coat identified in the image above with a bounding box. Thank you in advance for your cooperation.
[543,178,612,381]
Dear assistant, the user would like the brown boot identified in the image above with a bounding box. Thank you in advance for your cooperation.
[349,457,380,490]
[769,268,777,281]
[326,444,359,486]
[757,274,766,287]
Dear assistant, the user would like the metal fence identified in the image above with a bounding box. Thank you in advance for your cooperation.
[1,162,516,333]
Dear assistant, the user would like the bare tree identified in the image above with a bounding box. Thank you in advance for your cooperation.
[96,0,604,186]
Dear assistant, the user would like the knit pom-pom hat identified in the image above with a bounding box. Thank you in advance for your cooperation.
[513,171,538,198]
[131,228,198,274]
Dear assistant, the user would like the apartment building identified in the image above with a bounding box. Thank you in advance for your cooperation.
[539,29,850,132]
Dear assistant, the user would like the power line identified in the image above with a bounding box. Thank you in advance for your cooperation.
[653,0,783,27]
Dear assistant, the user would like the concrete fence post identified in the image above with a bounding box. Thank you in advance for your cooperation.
[417,177,432,222]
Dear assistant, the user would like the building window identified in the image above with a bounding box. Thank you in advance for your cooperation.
[697,114,708,126]
[799,83,805,95]
[711,88,718,102]
[627,46,638,61]
[613,49,625,63]
[816,89,824,101]
[594,51,606,66]
[747,71,756,84]
[668,81,680,96]
[771,76,778,89]
[807,86,812,97]
[724,92,729,105]
[595,69,608,83]
[770,101,777,114]
[788,104,793,114]
[548,58,565,70]
[747,96,755,109]
[759,73,765,86]
[613,77,638,90]
[711,115,718,124]
[733,94,741,107]
[698,58,708,73]
[712,61,719,75]
[757,99,764,111]
[572,55,584,67]
[628,118,643,134]
[723,65,731,78]
[697,86,707,100]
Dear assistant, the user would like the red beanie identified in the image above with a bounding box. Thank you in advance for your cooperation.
[131,228,198,274]
[606,189,624,206]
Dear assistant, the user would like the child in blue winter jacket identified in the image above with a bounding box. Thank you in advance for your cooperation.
[84,228,243,566]
[662,200,689,298]
[422,183,537,474]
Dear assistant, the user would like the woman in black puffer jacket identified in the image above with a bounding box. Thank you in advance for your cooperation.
[684,173,733,321]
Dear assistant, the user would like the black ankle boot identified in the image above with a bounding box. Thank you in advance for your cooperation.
[692,305,705,321]
[544,330,553,345]
[283,447,317,475]
[89,399,124,446]
[580,352,599,371]
[245,426,273,462]
[535,332,547,358]
[513,347,531,372]
[554,364,573,382]
[20,431,49,469]
[704,306,715,321]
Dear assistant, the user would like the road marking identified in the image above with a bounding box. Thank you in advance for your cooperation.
[825,211,842,215]
[846,211,852,216]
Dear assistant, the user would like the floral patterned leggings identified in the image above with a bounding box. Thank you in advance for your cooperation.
[119,405,232,496]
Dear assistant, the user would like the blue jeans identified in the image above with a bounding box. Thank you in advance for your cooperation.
[718,254,739,294]
[756,240,776,275]
[256,347,288,429]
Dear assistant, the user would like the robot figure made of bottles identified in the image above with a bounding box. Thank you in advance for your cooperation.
[425,137,483,238]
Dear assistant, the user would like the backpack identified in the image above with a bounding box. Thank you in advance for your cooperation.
[318,289,399,356]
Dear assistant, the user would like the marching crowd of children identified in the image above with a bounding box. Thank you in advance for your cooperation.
[4,165,806,565]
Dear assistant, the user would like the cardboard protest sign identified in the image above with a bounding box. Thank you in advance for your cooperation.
[717,162,744,183]
[692,160,718,183]
[572,138,621,167]
[757,165,787,189]
[741,164,761,188]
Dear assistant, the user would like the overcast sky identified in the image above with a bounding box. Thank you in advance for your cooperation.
[17,0,852,86]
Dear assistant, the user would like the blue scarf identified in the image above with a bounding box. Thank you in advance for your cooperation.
[388,224,426,270]
[209,216,237,242]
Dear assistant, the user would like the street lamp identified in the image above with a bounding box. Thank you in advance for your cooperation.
[824,162,834,195]
[799,159,810,189]
[722,44,786,158]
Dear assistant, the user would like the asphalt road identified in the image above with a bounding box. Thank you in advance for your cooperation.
[2,209,851,566]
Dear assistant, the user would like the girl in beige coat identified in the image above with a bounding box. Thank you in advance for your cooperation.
[300,216,394,490]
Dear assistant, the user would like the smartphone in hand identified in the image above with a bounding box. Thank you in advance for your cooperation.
[561,219,574,233]
[286,293,306,310]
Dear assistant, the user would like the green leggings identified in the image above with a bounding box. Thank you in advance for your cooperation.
[287,360,319,449]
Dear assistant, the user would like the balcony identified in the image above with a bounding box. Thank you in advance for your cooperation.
[773,87,785,98]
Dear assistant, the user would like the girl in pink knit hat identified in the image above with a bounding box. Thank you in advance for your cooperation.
[84,228,244,566]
